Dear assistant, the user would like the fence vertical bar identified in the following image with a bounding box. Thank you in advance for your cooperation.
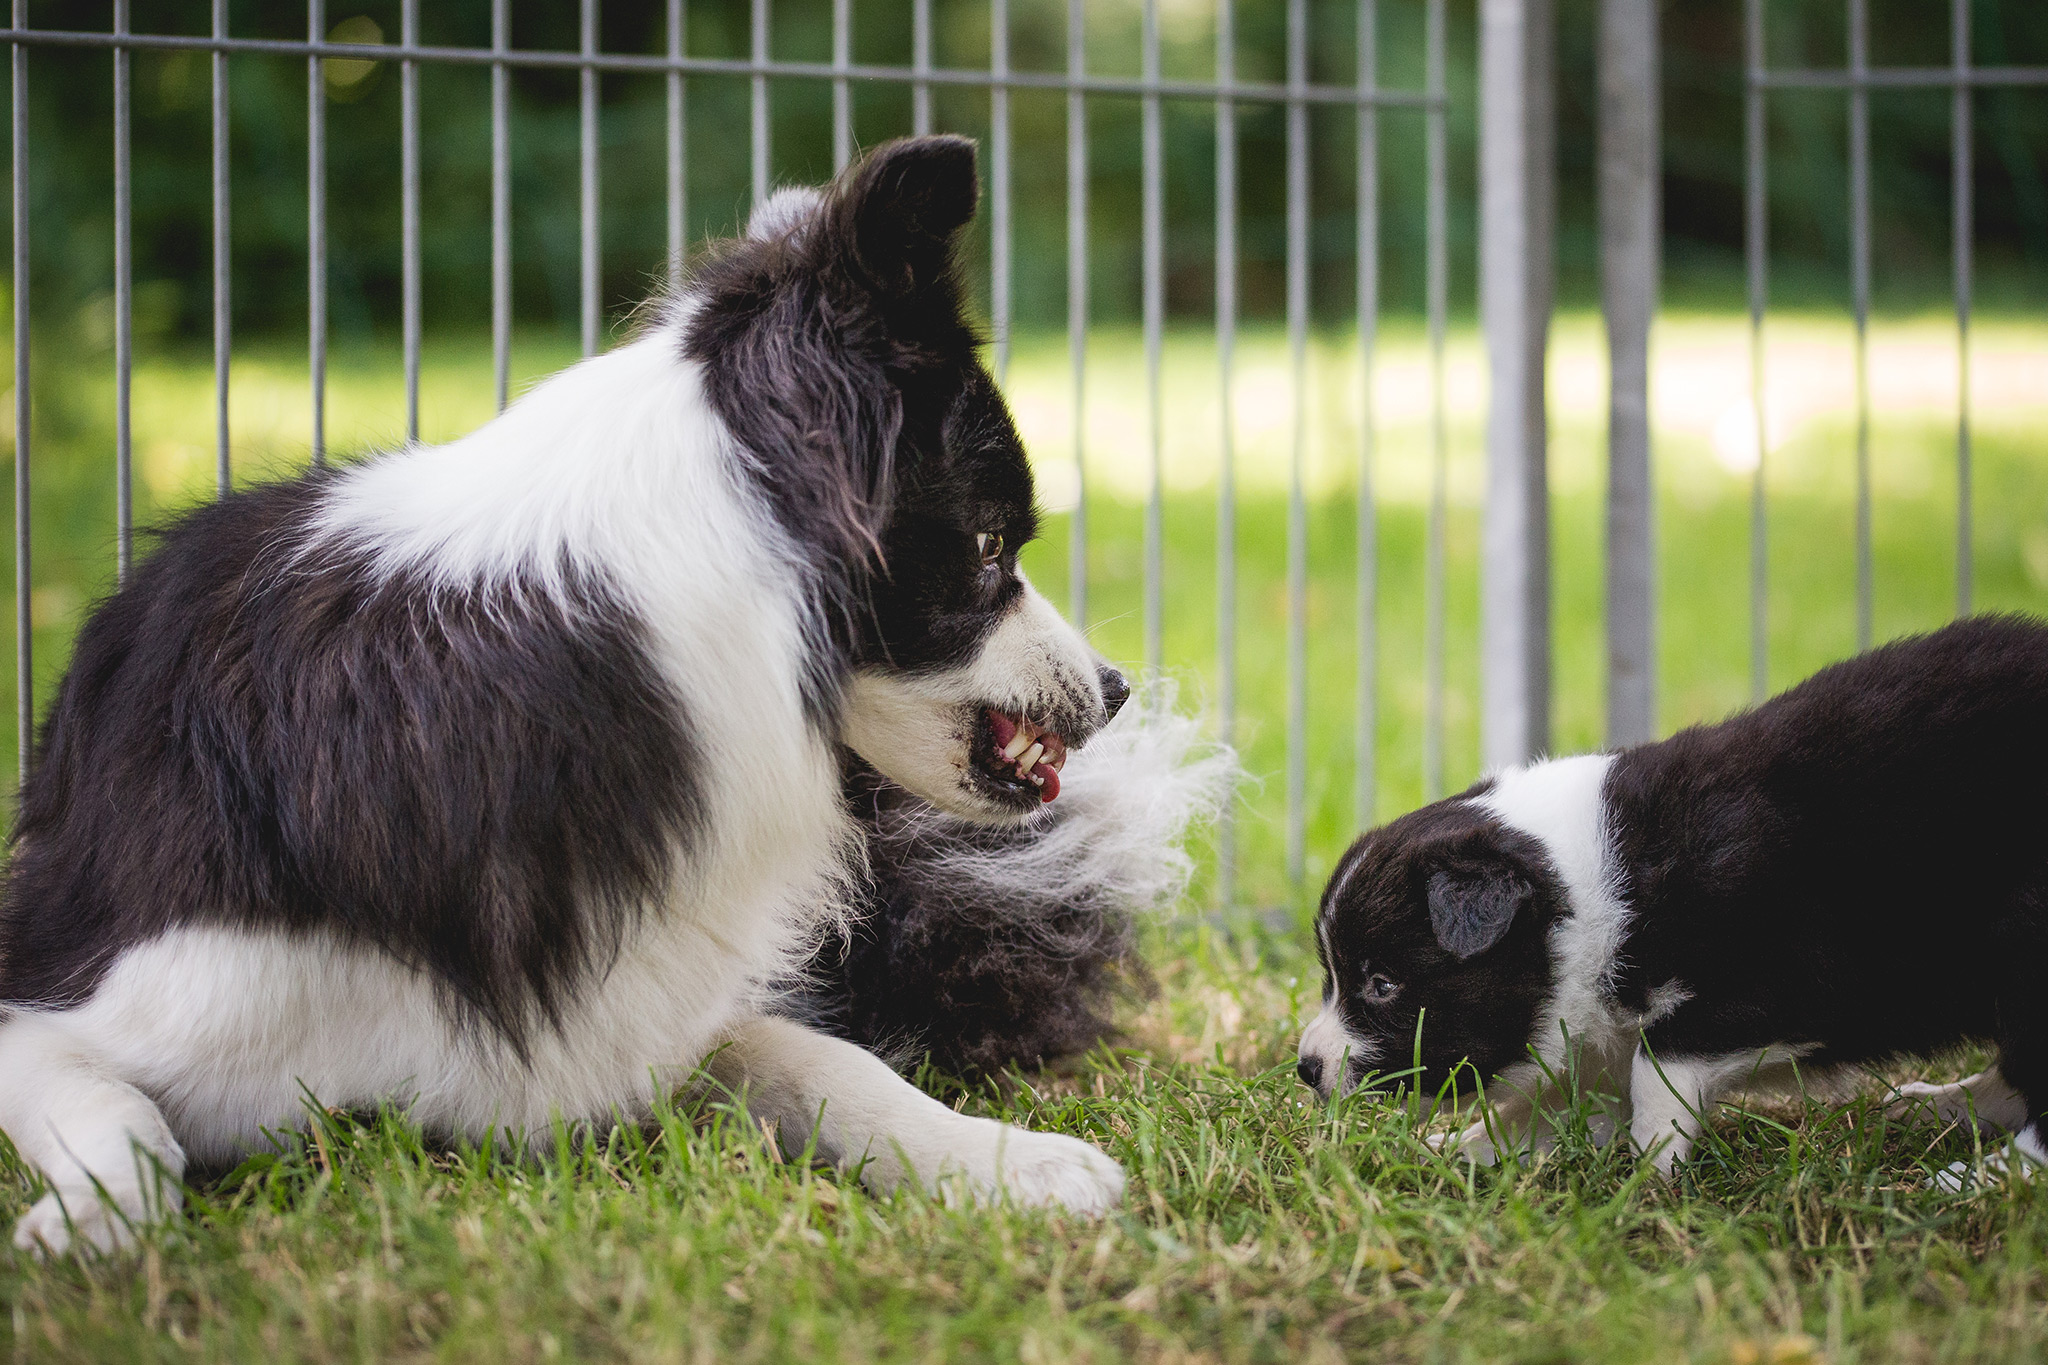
[211,0,230,496]
[1952,0,1971,617]
[308,0,325,465]
[401,0,420,441]
[912,0,932,136]
[751,0,769,207]
[1066,0,1087,628]
[491,0,509,412]
[1285,0,1307,889]
[1479,0,1555,765]
[1142,0,1163,680]
[1601,0,1656,747]
[113,0,132,582]
[668,0,686,291]
[580,0,599,357]
[1848,0,1870,650]
[1424,0,1447,802]
[1356,0,1378,831]
[832,0,850,173]
[12,0,27,783]
[990,0,1010,381]
[1214,0,1237,907]
[1745,0,1767,702]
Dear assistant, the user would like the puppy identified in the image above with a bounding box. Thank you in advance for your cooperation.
[0,135,1127,1255]
[1299,615,2048,1176]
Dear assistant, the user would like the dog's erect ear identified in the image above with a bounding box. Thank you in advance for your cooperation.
[836,135,980,296]
[1426,868,1529,960]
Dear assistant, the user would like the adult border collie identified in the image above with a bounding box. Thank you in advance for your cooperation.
[1298,616,2048,1178]
[0,135,1130,1256]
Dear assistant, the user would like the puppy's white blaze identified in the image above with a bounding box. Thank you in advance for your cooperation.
[840,573,1103,819]
[1469,754,1632,1075]
[1298,1004,1376,1093]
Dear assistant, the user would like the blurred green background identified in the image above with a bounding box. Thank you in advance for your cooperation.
[3,0,2045,908]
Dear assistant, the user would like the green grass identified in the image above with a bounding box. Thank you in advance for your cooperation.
[4,317,2048,1359]
[3,945,2045,1362]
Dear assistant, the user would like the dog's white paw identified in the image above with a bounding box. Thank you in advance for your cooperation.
[982,1125,1126,1216]
[11,1185,157,1258]
[912,1120,1125,1217]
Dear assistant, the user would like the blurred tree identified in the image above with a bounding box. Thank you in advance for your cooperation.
[9,0,2043,344]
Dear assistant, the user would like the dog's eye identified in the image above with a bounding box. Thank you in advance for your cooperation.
[976,531,1004,567]
[1362,974,1399,1004]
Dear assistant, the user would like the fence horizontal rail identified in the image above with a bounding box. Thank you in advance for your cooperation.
[1756,64,2048,90]
[0,27,1441,108]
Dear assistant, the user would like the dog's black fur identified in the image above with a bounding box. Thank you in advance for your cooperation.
[685,136,1043,730]
[0,479,701,1048]
[796,764,1149,1074]
[1312,615,2048,1161]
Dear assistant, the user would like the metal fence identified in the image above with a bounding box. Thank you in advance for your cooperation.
[3,3,2042,906]
[1741,0,2048,699]
[2,0,1449,909]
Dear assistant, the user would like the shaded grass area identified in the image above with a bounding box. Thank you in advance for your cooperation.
[2,325,2047,1358]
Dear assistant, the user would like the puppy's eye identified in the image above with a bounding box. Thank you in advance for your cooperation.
[1362,974,1399,1004]
[976,531,1004,566]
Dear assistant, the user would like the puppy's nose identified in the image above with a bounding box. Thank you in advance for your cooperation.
[1098,665,1130,720]
[1296,1054,1325,1092]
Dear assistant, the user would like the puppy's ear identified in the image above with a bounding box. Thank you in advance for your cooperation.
[836,135,980,296]
[1426,868,1529,960]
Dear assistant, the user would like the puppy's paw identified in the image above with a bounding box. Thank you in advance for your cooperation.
[1429,1118,1504,1166]
[12,1186,155,1259]
[1929,1135,2044,1193]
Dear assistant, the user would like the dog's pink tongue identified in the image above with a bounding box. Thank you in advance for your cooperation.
[1033,761,1061,802]
[988,710,1017,752]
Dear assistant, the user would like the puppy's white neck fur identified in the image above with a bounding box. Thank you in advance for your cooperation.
[1470,754,1635,1070]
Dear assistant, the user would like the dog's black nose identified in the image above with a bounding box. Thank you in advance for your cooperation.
[1296,1055,1324,1092]
[1098,666,1130,720]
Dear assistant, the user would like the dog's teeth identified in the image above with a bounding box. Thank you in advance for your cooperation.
[1001,727,1033,762]
[1017,741,1045,773]
[1028,772,1045,786]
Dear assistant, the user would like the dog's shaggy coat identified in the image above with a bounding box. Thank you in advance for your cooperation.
[1300,615,2048,1180]
[803,688,1235,1074]
[0,136,1132,1255]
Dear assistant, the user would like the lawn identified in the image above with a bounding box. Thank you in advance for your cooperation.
[3,315,2048,1360]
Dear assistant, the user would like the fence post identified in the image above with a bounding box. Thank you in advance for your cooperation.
[1601,0,1658,747]
[1479,0,1554,771]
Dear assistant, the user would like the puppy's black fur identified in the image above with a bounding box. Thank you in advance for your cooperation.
[1312,791,1568,1094]
[1313,615,2048,1161]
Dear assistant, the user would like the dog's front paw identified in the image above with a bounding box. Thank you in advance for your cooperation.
[12,1184,162,1259]
[984,1125,1126,1216]
[897,1117,1124,1216]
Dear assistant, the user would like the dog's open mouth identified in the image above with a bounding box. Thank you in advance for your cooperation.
[977,708,1070,804]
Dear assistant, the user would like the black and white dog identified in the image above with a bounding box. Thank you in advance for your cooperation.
[1299,616,2048,1177]
[0,136,1131,1255]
